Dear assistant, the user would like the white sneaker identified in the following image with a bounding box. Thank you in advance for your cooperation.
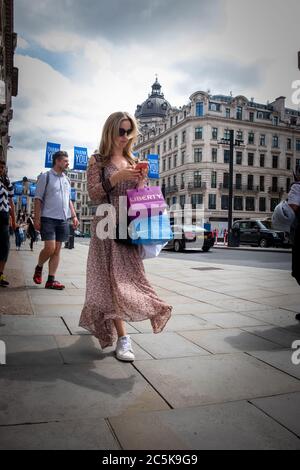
[115,335,135,362]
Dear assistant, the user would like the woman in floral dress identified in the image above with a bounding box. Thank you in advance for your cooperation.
[79,111,172,361]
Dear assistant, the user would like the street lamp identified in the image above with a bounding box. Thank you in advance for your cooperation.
[218,131,244,244]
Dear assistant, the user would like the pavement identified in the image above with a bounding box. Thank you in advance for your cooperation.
[0,240,300,450]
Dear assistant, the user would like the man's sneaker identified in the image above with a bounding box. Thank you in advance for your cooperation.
[33,266,43,285]
[0,274,9,287]
[296,313,300,321]
[45,280,65,290]
[115,335,135,362]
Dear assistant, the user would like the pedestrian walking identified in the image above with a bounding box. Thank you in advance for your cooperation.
[27,213,36,251]
[0,158,16,287]
[33,151,79,290]
[288,167,300,321]
[79,111,172,361]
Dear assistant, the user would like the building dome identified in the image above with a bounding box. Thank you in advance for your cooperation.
[135,78,171,120]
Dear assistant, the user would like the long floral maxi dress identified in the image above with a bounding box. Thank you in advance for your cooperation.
[79,157,172,348]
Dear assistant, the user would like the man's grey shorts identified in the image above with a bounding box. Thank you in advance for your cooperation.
[40,217,70,242]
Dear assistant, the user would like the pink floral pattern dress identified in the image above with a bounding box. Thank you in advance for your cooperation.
[79,157,172,348]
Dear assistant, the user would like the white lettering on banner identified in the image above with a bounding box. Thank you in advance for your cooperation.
[291,340,300,365]
[0,340,6,365]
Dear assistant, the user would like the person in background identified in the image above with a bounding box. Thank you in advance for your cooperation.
[0,158,16,286]
[288,166,300,321]
[27,213,36,251]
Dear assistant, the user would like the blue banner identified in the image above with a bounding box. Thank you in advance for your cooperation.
[45,142,61,168]
[71,189,76,202]
[14,182,23,195]
[73,146,88,171]
[29,184,36,197]
[21,196,27,207]
[147,154,159,179]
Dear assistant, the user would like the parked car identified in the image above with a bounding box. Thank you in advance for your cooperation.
[232,219,285,248]
[74,230,89,237]
[164,224,215,252]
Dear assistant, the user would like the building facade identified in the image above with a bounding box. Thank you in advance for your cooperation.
[68,170,91,233]
[134,89,300,227]
[0,0,18,162]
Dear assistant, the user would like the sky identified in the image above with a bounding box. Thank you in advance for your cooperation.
[7,0,300,180]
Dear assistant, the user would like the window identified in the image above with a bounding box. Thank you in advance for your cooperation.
[248,153,254,166]
[259,197,266,212]
[196,102,204,117]
[194,148,202,163]
[247,175,254,190]
[260,154,265,167]
[208,194,216,210]
[224,150,230,164]
[223,172,229,189]
[170,117,173,127]
[172,196,177,205]
[211,171,217,189]
[181,173,185,189]
[286,178,291,193]
[173,175,177,186]
[249,112,254,122]
[168,138,172,150]
[157,144,160,155]
[212,127,218,140]
[236,174,242,189]
[195,127,203,140]
[260,176,265,192]
[248,132,255,145]
[191,194,203,209]
[194,171,202,187]
[260,134,266,146]
[234,196,243,211]
[271,198,280,212]
[174,135,178,147]
[162,159,166,172]
[225,108,230,118]
[273,116,279,126]
[181,151,185,165]
[272,135,279,148]
[236,130,243,141]
[272,155,278,169]
[180,195,186,209]
[212,148,218,163]
[246,197,255,211]
[182,130,186,144]
[168,157,171,170]
[209,102,221,112]
[287,157,291,170]
[221,195,229,210]
[296,140,300,151]
[236,151,242,165]
[236,106,243,120]
[287,138,292,150]
[272,177,278,192]
[163,141,166,152]
[174,154,177,168]
[224,129,230,140]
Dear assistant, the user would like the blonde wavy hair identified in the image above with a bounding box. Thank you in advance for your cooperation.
[94,111,139,167]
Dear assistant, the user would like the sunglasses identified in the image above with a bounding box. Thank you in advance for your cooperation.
[119,128,133,137]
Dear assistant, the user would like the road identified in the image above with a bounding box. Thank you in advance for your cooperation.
[75,238,292,271]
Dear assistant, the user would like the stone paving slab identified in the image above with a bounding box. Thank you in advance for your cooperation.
[171,303,228,315]
[129,314,219,334]
[0,315,70,336]
[0,335,64,365]
[195,312,268,328]
[133,354,300,408]
[131,332,210,359]
[30,294,85,306]
[62,315,139,336]
[0,363,170,426]
[55,335,153,364]
[241,325,300,349]
[244,309,300,330]
[250,392,300,438]
[0,417,120,450]
[247,350,300,380]
[109,400,300,450]
[179,328,282,354]
[33,304,84,317]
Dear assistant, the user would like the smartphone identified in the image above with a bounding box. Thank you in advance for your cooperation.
[135,162,149,171]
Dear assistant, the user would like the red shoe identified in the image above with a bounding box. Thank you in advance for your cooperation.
[45,280,65,290]
[33,266,43,285]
